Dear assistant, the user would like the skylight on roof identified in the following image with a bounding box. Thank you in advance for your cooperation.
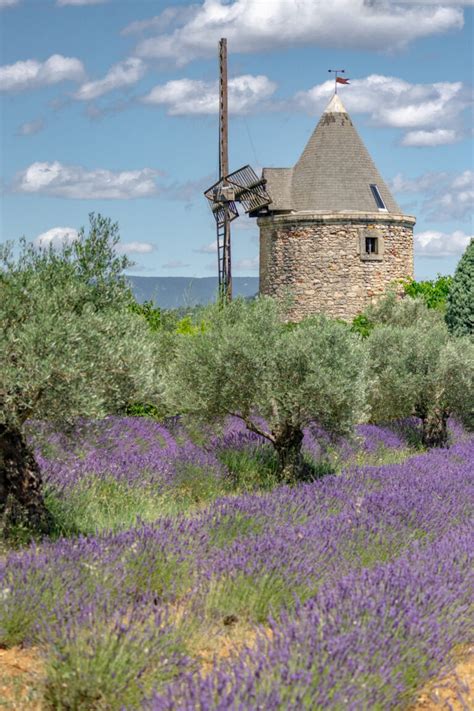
[370,184,387,210]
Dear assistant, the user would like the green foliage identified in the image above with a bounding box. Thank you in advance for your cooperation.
[217,446,281,491]
[175,315,207,336]
[367,304,474,442]
[125,401,163,419]
[0,214,160,430]
[352,282,451,337]
[445,239,474,336]
[401,275,453,310]
[164,297,366,482]
[351,313,374,338]
[128,299,163,332]
[439,338,474,431]
[365,291,443,329]
[44,479,172,537]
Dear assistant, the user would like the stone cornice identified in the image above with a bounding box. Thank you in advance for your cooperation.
[257,212,416,228]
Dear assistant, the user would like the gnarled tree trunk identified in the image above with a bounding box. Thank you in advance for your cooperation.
[421,409,449,448]
[0,423,51,535]
[273,425,305,484]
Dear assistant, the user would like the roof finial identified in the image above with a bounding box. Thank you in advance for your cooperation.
[328,68,350,94]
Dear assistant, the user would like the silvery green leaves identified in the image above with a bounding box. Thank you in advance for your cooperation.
[165,298,366,482]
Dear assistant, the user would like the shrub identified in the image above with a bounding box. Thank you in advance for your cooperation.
[367,319,474,445]
[402,275,453,310]
[445,239,474,336]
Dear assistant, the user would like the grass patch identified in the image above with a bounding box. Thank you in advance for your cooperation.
[217,446,280,491]
[44,478,189,538]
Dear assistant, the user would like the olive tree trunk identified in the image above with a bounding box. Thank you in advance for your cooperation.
[273,425,305,484]
[421,409,449,448]
[0,423,51,534]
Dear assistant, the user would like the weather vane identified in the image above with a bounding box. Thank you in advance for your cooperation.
[328,69,350,94]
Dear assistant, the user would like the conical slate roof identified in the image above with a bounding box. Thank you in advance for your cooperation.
[263,93,400,214]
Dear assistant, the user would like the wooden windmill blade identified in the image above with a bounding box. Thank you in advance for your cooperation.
[203,39,272,304]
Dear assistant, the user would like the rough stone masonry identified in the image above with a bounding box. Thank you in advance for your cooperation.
[259,212,415,322]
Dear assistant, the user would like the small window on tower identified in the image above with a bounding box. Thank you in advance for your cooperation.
[365,236,378,254]
[370,184,387,211]
[360,230,384,261]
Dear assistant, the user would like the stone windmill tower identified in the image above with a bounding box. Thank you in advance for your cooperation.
[255,92,415,321]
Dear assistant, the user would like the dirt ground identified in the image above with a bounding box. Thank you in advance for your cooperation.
[0,646,43,709]
[0,644,472,709]
[408,646,474,711]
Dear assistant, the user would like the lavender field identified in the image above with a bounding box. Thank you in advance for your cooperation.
[1,416,473,709]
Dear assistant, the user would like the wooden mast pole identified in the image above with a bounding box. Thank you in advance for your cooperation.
[219,37,232,302]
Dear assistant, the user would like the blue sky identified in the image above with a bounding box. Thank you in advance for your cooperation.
[1,0,472,280]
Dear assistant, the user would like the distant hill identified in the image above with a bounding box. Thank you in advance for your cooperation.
[127,276,259,309]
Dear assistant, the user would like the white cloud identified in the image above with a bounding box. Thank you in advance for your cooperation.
[295,75,469,142]
[34,227,79,248]
[415,230,472,257]
[452,170,474,189]
[134,0,464,64]
[0,0,20,8]
[401,129,459,146]
[163,260,190,269]
[122,7,198,36]
[397,1,473,5]
[235,257,258,271]
[391,169,473,221]
[195,241,217,254]
[117,241,155,254]
[74,58,145,101]
[14,161,159,199]
[142,74,276,115]
[0,54,85,92]
[17,119,44,136]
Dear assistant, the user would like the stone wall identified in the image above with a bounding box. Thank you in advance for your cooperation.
[258,212,415,321]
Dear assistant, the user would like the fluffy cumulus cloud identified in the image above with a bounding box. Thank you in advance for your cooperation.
[14,161,159,199]
[391,169,474,221]
[74,58,146,101]
[401,129,458,146]
[295,75,469,143]
[142,74,276,115]
[0,55,85,92]
[132,0,464,64]
[415,230,472,257]
[117,241,155,254]
[34,226,79,248]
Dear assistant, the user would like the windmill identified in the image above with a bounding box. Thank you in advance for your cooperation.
[204,38,272,303]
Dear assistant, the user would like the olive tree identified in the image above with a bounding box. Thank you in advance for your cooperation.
[0,215,159,533]
[367,319,474,446]
[164,298,366,483]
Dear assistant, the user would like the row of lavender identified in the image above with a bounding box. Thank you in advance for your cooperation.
[1,418,473,708]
